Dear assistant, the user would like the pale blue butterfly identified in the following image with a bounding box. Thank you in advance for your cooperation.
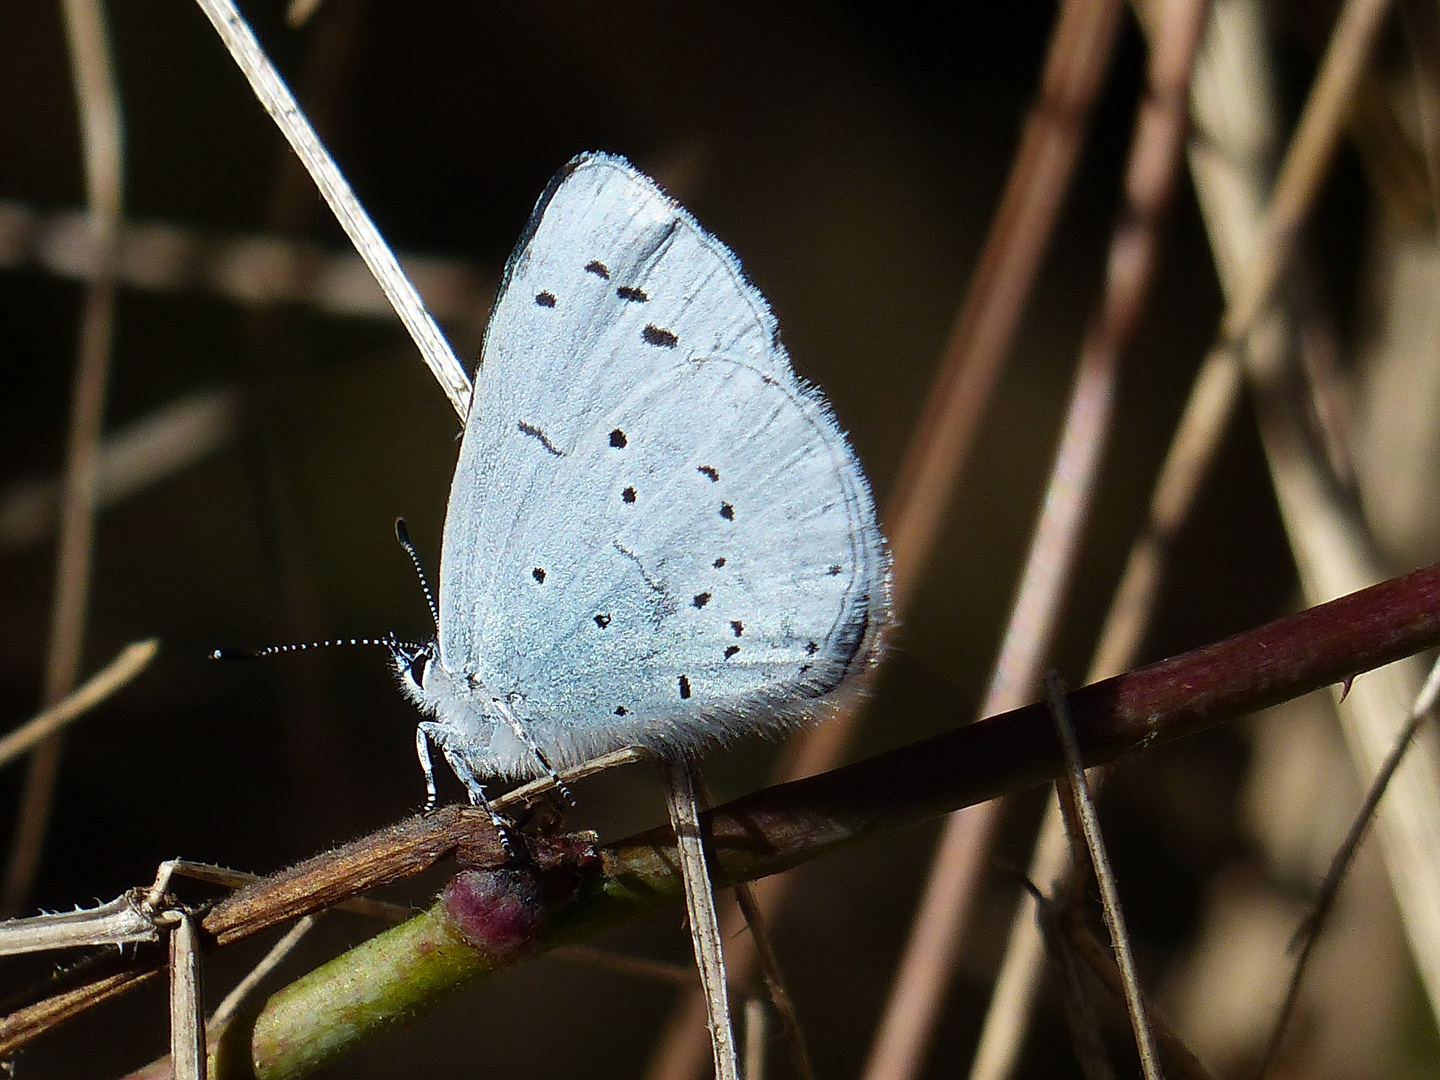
[392,152,891,810]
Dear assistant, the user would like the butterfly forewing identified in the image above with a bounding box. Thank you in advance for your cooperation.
[429,152,889,778]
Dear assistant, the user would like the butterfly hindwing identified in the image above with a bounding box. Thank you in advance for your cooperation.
[460,357,883,771]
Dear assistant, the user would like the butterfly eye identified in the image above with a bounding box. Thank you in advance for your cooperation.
[386,639,433,685]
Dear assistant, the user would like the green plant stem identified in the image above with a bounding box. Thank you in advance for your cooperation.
[246,897,500,1078]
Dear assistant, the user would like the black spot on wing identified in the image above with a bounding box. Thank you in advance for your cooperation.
[585,260,610,279]
[616,286,648,302]
[518,421,563,456]
[534,291,556,307]
[643,325,678,348]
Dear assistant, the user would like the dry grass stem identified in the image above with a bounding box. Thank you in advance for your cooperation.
[969,795,1074,1080]
[1255,656,1440,1076]
[1401,0,1440,224]
[0,969,161,1057]
[1239,140,1440,1080]
[1218,0,1396,341]
[690,768,815,1080]
[647,2,1128,1075]
[882,0,1126,613]
[169,914,205,1080]
[659,754,739,1080]
[743,997,768,1080]
[491,747,647,812]
[729,881,816,1080]
[0,639,157,769]
[1060,914,1219,1080]
[548,945,697,986]
[122,913,320,1080]
[861,802,995,1080]
[0,391,239,552]
[189,0,471,416]
[209,914,318,1042]
[1186,0,1440,1045]
[4,0,126,918]
[1033,887,1116,1080]
[0,891,163,956]
[870,0,1209,1074]
[285,0,324,30]
[0,200,493,335]
[972,0,1400,1069]
[1044,672,1163,1080]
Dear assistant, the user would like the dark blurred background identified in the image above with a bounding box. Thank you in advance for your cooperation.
[0,1,1351,1077]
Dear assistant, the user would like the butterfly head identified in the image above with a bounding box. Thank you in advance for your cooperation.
[389,636,439,703]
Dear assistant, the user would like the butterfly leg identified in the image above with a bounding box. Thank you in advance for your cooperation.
[492,697,575,806]
[462,781,512,840]
[414,723,442,811]
[418,720,516,855]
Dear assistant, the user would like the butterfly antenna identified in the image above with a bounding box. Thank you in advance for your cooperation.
[395,518,441,634]
[210,636,426,661]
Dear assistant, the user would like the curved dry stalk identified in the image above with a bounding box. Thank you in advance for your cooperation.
[4,0,126,918]
[865,1,1209,1076]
